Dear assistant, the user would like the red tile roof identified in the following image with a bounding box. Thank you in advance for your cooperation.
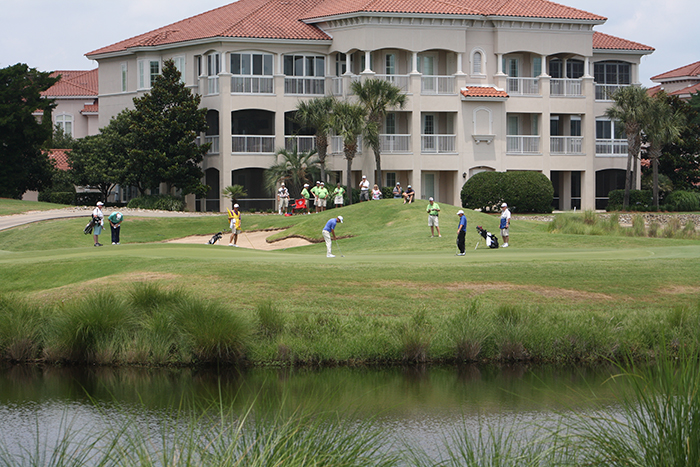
[592,31,654,52]
[41,69,98,97]
[647,83,700,100]
[45,149,72,171]
[81,103,99,114]
[460,86,509,99]
[651,61,700,81]
[88,0,605,56]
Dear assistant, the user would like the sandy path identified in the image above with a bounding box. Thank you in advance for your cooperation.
[165,229,313,250]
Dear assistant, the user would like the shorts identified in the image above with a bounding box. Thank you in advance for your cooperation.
[279,198,289,208]
[317,198,327,208]
[94,224,103,235]
[360,190,369,201]
[335,196,344,205]
[231,227,240,234]
[500,228,509,237]
[428,215,439,227]
[304,198,311,208]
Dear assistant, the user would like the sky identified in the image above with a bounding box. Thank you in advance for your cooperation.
[1,0,698,86]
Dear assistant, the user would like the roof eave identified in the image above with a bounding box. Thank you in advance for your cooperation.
[487,15,605,25]
[302,12,485,24]
[593,48,654,56]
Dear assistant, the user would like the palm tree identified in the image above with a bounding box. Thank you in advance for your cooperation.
[330,101,367,206]
[605,85,651,210]
[222,184,248,204]
[264,147,320,198]
[294,96,335,183]
[351,79,407,187]
[644,93,686,210]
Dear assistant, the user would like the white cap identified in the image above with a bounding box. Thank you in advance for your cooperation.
[396,182,400,185]
[234,204,239,208]
[408,185,411,188]
[501,202,507,207]
[116,213,122,220]
[457,210,464,215]
[321,182,324,185]
[337,216,344,223]
[96,201,104,206]
[281,182,285,186]
[429,197,434,201]
[362,175,367,179]
[304,183,309,187]
[316,181,321,184]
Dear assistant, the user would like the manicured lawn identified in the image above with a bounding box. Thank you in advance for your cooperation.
[0,198,68,216]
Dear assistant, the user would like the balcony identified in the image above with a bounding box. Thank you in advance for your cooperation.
[550,79,582,97]
[285,136,316,153]
[375,74,410,93]
[507,77,539,96]
[284,77,325,95]
[330,135,362,155]
[331,77,343,96]
[421,135,456,153]
[507,135,540,154]
[421,76,456,95]
[231,76,274,94]
[595,139,628,156]
[380,134,411,153]
[204,136,219,154]
[595,84,629,101]
[232,135,275,153]
[550,136,583,155]
[207,76,219,95]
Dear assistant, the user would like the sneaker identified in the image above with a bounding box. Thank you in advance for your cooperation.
[112,242,116,245]
[327,254,335,258]
[234,244,239,247]
[94,243,103,247]
[228,243,233,246]
[116,242,120,245]
[438,235,442,238]
[457,252,465,256]
[503,243,509,248]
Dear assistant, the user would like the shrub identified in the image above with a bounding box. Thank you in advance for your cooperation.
[127,195,186,211]
[38,191,75,205]
[607,189,653,211]
[75,192,104,206]
[0,295,45,362]
[664,190,700,212]
[256,300,285,339]
[380,186,394,200]
[461,171,553,213]
[631,214,646,237]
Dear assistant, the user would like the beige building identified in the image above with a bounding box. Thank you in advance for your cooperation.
[86,0,653,212]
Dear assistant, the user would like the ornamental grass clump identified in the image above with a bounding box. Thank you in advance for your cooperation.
[0,295,45,362]
[631,214,646,237]
[447,301,490,362]
[256,300,286,339]
[399,308,433,363]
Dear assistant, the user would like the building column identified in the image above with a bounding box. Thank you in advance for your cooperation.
[363,50,372,73]
[583,56,592,78]
[218,72,233,213]
[540,54,550,77]
[562,58,568,79]
[496,53,504,75]
[411,52,419,74]
[456,52,465,75]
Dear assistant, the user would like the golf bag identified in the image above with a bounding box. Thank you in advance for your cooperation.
[83,217,97,235]
[208,231,223,244]
[476,225,499,249]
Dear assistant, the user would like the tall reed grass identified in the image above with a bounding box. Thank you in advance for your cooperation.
[548,211,698,239]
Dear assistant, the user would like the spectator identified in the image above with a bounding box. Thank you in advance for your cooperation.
[500,202,511,247]
[426,197,441,237]
[371,184,382,200]
[393,182,403,199]
[332,182,345,209]
[359,175,370,202]
[403,185,415,204]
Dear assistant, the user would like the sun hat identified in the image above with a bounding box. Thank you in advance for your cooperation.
[457,210,464,215]
[234,204,239,208]
[337,216,344,223]
[501,202,507,207]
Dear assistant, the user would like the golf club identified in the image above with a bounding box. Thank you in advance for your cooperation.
[334,239,345,257]
[243,231,256,249]
[475,241,480,250]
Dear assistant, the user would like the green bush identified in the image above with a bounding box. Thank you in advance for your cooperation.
[664,190,700,212]
[606,189,653,211]
[38,191,75,205]
[127,195,186,211]
[461,171,553,213]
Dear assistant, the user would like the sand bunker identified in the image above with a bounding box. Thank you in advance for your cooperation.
[165,229,313,250]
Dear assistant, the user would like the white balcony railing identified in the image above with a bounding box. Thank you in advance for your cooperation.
[231,76,274,94]
[331,77,343,96]
[421,76,456,95]
[379,134,411,153]
[330,135,362,155]
[550,78,582,97]
[285,136,316,153]
[204,136,219,154]
[376,74,410,93]
[595,84,629,101]
[507,135,540,154]
[284,77,325,95]
[550,136,583,155]
[207,76,219,95]
[421,135,456,153]
[596,139,628,156]
[507,77,539,96]
[232,135,276,153]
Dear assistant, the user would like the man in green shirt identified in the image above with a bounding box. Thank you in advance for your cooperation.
[301,183,311,214]
[316,182,329,212]
[332,182,345,209]
[311,181,321,213]
[426,197,441,237]
[107,211,124,245]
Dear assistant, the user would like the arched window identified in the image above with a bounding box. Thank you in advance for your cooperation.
[471,49,486,75]
[55,114,73,137]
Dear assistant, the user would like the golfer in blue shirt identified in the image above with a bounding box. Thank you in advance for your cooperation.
[322,215,343,257]
[456,210,467,256]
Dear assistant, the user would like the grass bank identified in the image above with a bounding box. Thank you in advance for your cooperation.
[0,198,68,216]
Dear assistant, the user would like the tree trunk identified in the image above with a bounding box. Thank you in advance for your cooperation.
[345,155,353,206]
[651,147,660,210]
[623,149,633,210]
[374,145,382,189]
[317,137,327,183]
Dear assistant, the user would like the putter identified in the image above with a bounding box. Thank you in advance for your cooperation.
[334,239,345,257]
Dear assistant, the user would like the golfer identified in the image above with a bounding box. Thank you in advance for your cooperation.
[500,202,511,247]
[427,197,441,237]
[107,210,124,245]
[456,210,466,255]
[92,201,105,247]
[322,215,343,258]
[228,203,241,247]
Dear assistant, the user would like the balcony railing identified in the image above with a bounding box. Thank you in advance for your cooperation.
[285,136,316,153]
[330,135,362,155]
[550,78,582,97]
[596,139,628,156]
[421,135,456,153]
[331,77,343,96]
[379,134,411,153]
[284,77,325,95]
[232,135,276,153]
[421,76,456,95]
[550,136,583,155]
[204,136,219,154]
[507,135,540,154]
[207,76,219,95]
[507,77,539,96]
[595,84,629,101]
[231,76,274,94]
[376,74,410,93]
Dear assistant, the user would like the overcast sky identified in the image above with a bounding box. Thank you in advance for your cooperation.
[1,0,697,86]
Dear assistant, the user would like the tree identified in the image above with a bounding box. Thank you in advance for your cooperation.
[0,63,59,198]
[45,124,75,150]
[68,131,127,202]
[126,59,210,196]
[294,96,335,183]
[643,92,685,210]
[657,93,700,191]
[222,185,248,204]
[605,86,651,210]
[351,79,407,187]
[264,147,320,198]
[330,101,367,206]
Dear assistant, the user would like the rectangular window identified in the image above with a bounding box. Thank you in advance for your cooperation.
[550,116,560,137]
[138,60,145,89]
[385,113,396,134]
[472,51,482,74]
[120,63,127,92]
[149,60,160,85]
[567,60,584,79]
[533,57,542,77]
[173,56,185,83]
[385,53,395,75]
[283,55,325,77]
[549,60,563,79]
[596,120,611,139]
[570,117,581,137]
[386,172,396,188]
[422,114,435,135]
[336,53,347,76]
[507,115,519,135]
[418,55,434,75]
[207,54,220,76]
[196,56,202,77]
[507,58,518,77]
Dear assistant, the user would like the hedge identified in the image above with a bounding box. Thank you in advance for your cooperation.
[606,190,653,211]
[664,190,700,212]
[127,195,186,211]
[461,171,553,213]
